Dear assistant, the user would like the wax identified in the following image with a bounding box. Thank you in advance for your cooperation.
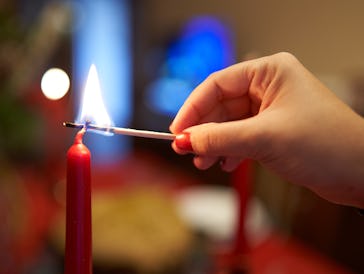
[232,160,252,255]
[229,160,253,273]
[65,129,92,274]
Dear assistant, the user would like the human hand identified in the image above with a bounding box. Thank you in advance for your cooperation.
[170,52,364,207]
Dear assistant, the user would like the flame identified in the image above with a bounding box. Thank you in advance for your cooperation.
[77,64,113,127]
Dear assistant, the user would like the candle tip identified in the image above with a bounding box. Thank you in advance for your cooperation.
[74,128,86,144]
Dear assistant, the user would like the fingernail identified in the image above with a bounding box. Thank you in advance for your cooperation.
[175,132,193,152]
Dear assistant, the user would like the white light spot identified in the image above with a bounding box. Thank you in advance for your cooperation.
[41,68,70,100]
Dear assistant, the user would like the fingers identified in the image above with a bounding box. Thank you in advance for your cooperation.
[170,52,303,135]
[193,156,242,171]
[172,120,253,171]
[193,155,219,170]
[172,117,263,169]
[170,62,254,133]
[189,120,260,157]
[170,52,300,172]
[220,157,243,172]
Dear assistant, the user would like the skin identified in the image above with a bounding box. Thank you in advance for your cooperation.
[170,52,364,208]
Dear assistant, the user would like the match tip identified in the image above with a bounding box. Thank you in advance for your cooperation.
[63,122,83,129]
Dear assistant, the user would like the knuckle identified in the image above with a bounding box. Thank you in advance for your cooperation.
[274,51,297,62]
[274,52,300,70]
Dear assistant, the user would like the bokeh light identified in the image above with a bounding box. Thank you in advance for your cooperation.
[145,16,235,117]
[41,68,70,100]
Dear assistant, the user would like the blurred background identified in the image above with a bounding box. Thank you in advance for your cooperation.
[1,0,364,273]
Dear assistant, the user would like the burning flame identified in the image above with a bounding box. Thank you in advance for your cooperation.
[77,64,113,128]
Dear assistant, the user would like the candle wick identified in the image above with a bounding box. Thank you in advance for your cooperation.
[74,128,86,145]
[85,120,91,130]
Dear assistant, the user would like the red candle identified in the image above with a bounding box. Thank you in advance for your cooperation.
[65,129,92,274]
[232,160,252,255]
[228,160,253,273]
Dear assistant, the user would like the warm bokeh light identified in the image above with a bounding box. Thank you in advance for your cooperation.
[41,68,70,100]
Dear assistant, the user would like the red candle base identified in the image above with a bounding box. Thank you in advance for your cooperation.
[65,129,92,274]
[232,160,252,255]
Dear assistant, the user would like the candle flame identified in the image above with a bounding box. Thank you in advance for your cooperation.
[76,64,113,129]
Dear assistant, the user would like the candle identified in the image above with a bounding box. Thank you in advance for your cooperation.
[65,128,92,274]
[230,160,253,273]
[232,160,252,255]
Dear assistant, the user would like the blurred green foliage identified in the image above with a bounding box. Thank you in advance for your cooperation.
[0,5,42,162]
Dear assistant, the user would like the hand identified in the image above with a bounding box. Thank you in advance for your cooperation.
[170,52,364,208]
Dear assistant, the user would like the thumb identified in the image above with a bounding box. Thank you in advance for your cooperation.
[175,118,263,159]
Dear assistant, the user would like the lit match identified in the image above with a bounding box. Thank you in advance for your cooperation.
[63,122,175,141]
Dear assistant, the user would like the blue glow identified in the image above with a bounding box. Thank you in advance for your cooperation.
[146,77,192,117]
[73,0,132,164]
[146,16,235,117]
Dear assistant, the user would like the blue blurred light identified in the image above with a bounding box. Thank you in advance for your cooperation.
[146,77,192,117]
[146,15,235,117]
[73,0,132,164]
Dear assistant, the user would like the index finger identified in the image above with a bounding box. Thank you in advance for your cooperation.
[169,62,253,133]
